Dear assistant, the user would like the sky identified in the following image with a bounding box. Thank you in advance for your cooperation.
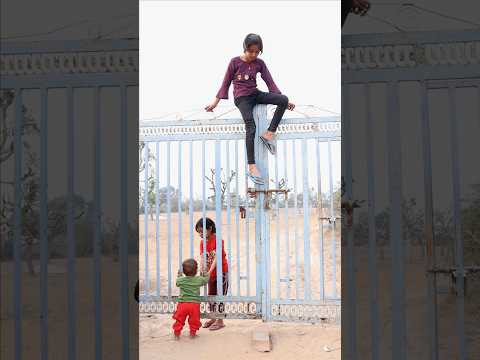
[140,0,341,118]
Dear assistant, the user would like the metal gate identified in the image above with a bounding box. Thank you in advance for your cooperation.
[0,39,138,359]
[138,105,341,323]
[342,30,480,359]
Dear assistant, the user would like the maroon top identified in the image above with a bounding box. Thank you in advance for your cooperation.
[216,56,281,100]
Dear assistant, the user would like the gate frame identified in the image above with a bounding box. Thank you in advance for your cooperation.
[138,105,341,324]
[342,29,480,360]
[1,38,138,360]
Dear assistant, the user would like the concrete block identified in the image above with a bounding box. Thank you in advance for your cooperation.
[251,326,272,352]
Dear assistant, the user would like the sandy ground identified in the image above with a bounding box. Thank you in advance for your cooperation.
[140,313,340,360]
[349,249,480,359]
[139,210,341,300]
[0,257,139,360]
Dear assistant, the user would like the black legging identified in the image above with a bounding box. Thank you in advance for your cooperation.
[342,0,353,27]
[234,90,288,165]
[134,280,139,303]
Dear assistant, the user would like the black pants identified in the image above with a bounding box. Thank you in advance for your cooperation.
[234,90,289,164]
[342,0,353,27]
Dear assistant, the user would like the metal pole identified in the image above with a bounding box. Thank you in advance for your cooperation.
[254,104,270,321]
[343,84,357,359]
[93,86,102,360]
[302,139,311,300]
[226,141,232,296]
[327,141,337,300]
[215,140,223,296]
[167,141,172,297]
[448,85,466,359]
[66,86,76,360]
[315,139,325,301]
[13,88,23,360]
[420,82,439,360]
[40,86,49,360]
[178,142,183,273]
[143,143,149,296]
[386,81,406,360]
[155,142,160,296]
[120,85,130,360]
[365,83,379,360]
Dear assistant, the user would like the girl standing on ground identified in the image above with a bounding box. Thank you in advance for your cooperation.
[205,33,295,185]
[196,217,229,331]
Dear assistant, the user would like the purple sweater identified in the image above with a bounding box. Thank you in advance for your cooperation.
[216,56,281,99]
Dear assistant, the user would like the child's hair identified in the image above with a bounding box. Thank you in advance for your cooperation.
[182,258,198,276]
[195,217,216,234]
[243,33,263,53]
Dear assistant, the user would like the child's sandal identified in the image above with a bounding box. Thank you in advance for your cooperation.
[202,319,216,328]
[209,322,225,331]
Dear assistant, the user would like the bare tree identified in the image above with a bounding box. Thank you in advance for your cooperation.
[0,90,86,274]
[139,141,156,219]
[205,168,237,208]
[0,90,41,274]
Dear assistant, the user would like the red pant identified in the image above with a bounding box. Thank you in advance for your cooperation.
[172,302,201,335]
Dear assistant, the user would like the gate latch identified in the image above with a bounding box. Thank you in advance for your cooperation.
[247,188,289,210]
[320,216,339,224]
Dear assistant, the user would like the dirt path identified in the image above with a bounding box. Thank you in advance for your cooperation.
[140,314,340,360]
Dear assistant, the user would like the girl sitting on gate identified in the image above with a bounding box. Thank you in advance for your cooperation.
[205,33,295,185]
[196,217,229,331]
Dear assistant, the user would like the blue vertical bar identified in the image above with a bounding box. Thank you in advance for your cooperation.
[302,139,311,300]
[254,105,270,320]
[120,85,130,360]
[178,142,183,272]
[226,141,232,295]
[292,140,300,298]
[448,85,466,359]
[215,140,223,296]
[244,152,251,296]
[235,140,241,296]
[67,86,76,360]
[40,87,49,360]
[327,141,337,299]
[283,140,290,300]
[365,84,379,360]
[13,88,23,360]
[143,143,149,296]
[155,142,160,296]
[315,139,325,301]
[275,142,281,300]
[189,141,194,258]
[343,84,357,359]
[386,82,406,360]
[202,141,207,295]
[167,141,172,297]
[93,86,102,360]
[420,82,439,360]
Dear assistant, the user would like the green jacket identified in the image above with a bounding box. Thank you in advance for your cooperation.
[176,274,209,303]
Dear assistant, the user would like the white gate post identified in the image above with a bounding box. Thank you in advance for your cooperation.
[253,104,271,321]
